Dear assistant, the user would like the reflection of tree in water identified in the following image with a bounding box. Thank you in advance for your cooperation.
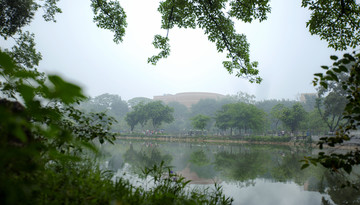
[270,150,360,204]
[108,153,124,171]
[189,149,210,166]
[123,144,172,174]
[213,150,269,182]
[270,151,321,185]
[187,149,217,179]
[213,145,326,187]
[120,142,360,204]
[318,170,360,205]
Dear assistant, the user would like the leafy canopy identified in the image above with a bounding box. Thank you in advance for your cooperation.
[279,103,307,133]
[125,101,174,130]
[215,102,266,134]
[302,0,360,50]
[148,0,271,83]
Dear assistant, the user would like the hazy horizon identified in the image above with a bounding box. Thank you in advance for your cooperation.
[93,90,314,102]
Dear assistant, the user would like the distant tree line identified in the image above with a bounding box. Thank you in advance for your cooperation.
[78,90,347,137]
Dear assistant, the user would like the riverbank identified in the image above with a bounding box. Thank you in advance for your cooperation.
[116,135,307,146]
[116,135,359,150]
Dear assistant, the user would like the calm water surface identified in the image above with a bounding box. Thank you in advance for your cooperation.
[101,140,360,205]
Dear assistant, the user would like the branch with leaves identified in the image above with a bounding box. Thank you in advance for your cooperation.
[148,0,271,83]
[302,52,360,175]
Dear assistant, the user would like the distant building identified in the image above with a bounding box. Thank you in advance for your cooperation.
[153,92,225,108]
[299,93,317,103]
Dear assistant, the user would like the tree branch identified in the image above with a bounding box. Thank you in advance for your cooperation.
[200,0,245,69]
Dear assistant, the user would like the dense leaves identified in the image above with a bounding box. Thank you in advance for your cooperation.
[191,114,211,131]
[150,0,266,83]
[0,0,61,39]
[5,31,42,69]
[125,101,174,130]
[229,0,271,23]
[279,103,307,133]
[0,0,36,38]
[147,101,175,129]
[90,0,127,43]
[215,102,266,135]
[0,50,118,203]
[302,0,360,50]
[147,35,171,65]
[80,93,129,119]
[270,103,285,132]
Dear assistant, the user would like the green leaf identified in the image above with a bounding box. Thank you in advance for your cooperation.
[18,84,35,104]
[330,73,339,82]
[339,65,348,72]
[0,51,16,70]
[341,59,350,64]
[310,160,318,166]
[330,55,338,60]
[48,75,85,104]
[343,53,355,61]
[320,82,328,89]
[301,163,310,170]
[14,126,27,143]
[333,68,341,73]
[320,66,329,70]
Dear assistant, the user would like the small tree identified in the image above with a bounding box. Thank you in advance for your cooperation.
[279,103,307,135]
[215,102,266,136]
[316,91,347,133]
[143,101,174,129]
[270,104,285,133]
[124,111,138,132]
[215,104,233,135]
[190,114,211,134]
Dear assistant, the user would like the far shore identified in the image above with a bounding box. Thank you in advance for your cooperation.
[115,135,359,151]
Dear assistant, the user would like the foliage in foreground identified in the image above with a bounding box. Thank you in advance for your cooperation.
[0,50,232,204]
[33,161,232,205]
[141,162,233,205]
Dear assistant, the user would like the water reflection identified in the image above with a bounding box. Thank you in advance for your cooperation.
[123,143,172,174]
[320,170,360,205]
[103,141,360,205]
[214,150,269,182]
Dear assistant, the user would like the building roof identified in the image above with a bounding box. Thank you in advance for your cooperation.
[153,92,225,108]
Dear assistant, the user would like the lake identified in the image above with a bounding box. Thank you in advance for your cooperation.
[100,140,360,205]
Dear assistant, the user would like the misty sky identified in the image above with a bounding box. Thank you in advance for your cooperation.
[16,0,345,101]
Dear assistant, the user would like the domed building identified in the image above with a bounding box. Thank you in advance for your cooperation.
[153,92,225,108]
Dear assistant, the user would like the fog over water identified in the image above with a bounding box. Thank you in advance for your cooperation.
[19,0,344,101]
